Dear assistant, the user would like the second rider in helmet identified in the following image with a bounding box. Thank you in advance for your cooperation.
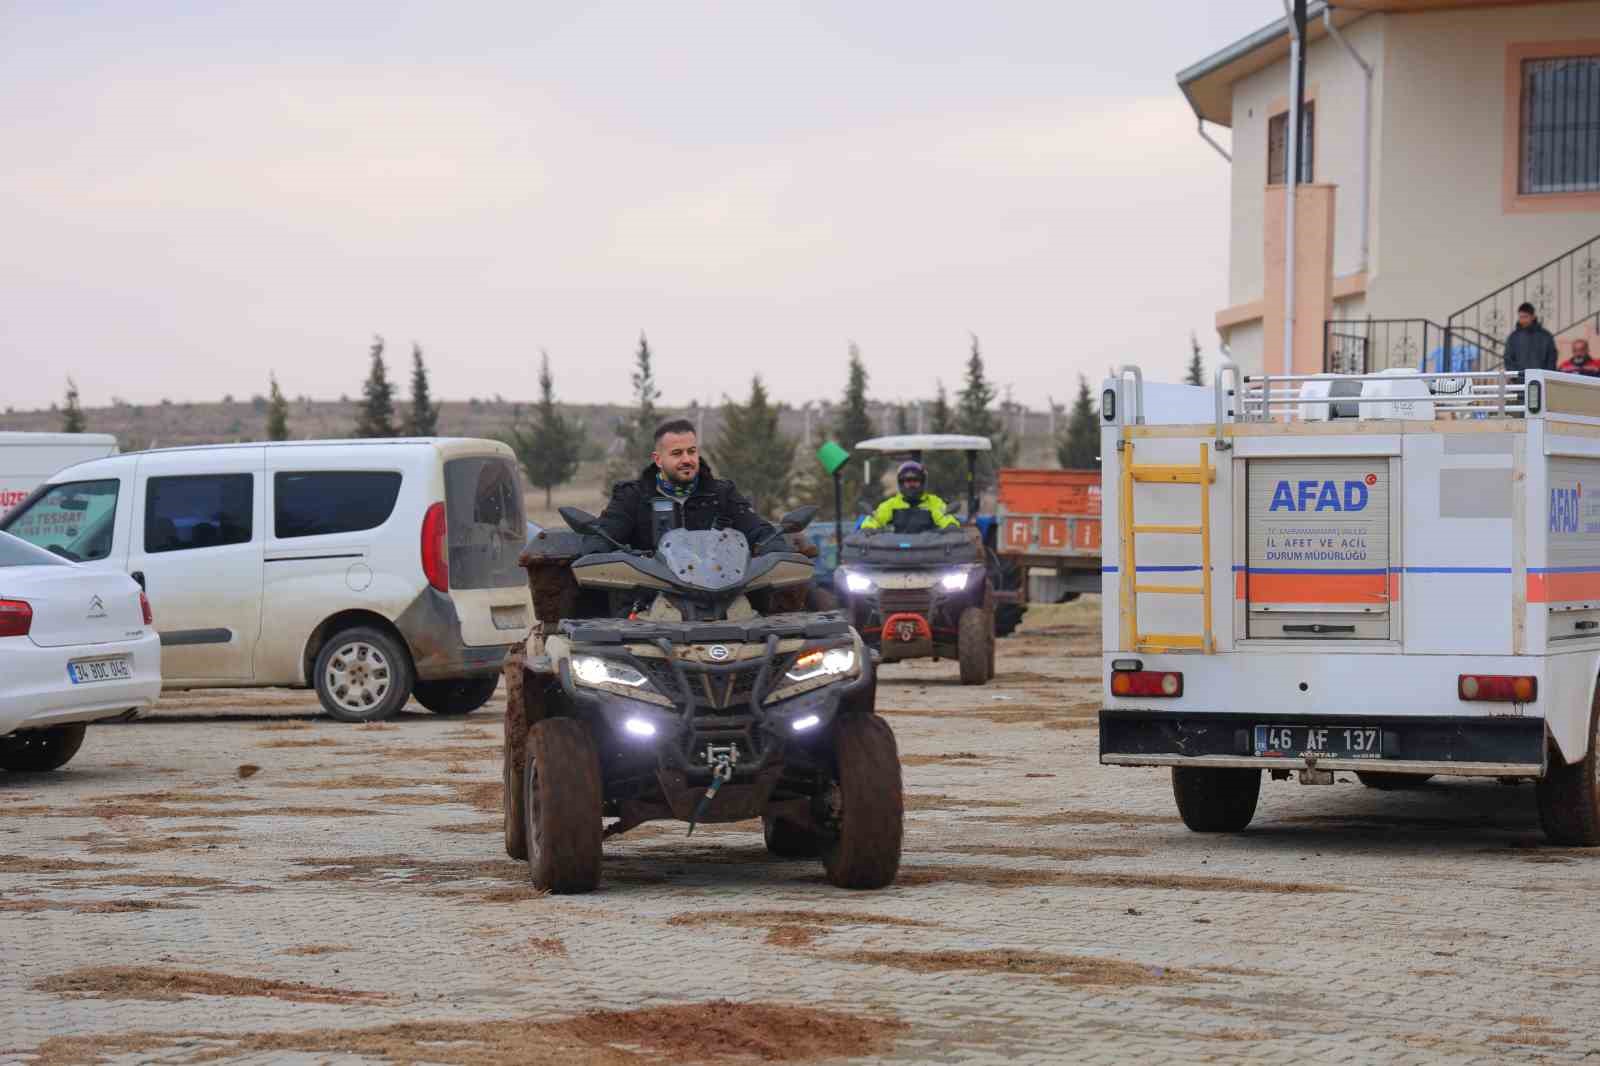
[860,461,961,534]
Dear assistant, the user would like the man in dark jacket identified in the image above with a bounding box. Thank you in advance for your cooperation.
[593,418,781,552]
[1504,302,1559,377]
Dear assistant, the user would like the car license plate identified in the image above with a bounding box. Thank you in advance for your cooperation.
[69,656,132,685]
[1255,724,1382,759]
[491,605,528,631]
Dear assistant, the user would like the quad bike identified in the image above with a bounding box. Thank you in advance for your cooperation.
[833,527,996,685]
[501,505,902,894]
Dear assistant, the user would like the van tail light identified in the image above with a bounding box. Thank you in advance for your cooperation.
[1111,669,1183,698]
[139,590,154,626]
[1459,675,1536,703]
[421,502,449,592]
[0,599,32,638]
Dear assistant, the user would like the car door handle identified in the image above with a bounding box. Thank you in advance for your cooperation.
[131,571,146,589]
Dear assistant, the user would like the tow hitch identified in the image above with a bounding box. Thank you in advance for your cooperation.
[686,744,739,836]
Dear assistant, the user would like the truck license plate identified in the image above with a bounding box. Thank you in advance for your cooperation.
[69,656,132,684]
[1255,724,1381,759]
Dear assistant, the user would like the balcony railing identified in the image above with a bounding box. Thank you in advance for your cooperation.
[1446,234,1600,345]
[1323,319,1506,375]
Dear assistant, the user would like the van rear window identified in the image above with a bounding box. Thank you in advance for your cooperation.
[443,457,524,590]
[275,471,403,539]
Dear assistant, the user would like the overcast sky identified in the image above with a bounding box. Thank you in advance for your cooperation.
[0,1,1278,413]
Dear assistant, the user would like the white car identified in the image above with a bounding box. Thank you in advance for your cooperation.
[0,531,161,772]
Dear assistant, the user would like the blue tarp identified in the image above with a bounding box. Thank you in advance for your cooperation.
[1419,343,1482,374]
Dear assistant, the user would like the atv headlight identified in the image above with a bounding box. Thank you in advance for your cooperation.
[843,570,873,593]
[940,569,970,591]
[572,655,649,689]
[785,647,857,683]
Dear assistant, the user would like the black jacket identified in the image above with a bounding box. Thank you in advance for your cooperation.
[593,460,779,553]
[1504,320,1559,375]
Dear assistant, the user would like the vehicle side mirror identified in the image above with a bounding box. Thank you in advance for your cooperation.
[779,505,818,533]
[558,507,599,537]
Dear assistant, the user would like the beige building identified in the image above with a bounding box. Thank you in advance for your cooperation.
[1182,0,1600,377]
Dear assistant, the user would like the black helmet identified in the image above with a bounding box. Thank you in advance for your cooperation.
[897,460,927,503]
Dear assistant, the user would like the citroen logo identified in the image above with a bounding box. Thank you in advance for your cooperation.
[707,645,730,662]
[87,595,106,619]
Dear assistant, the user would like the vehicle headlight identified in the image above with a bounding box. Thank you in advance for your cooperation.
[843,571,873,593]
[785,647,857,682]
[572,655,649,688]
[940,569,969,591]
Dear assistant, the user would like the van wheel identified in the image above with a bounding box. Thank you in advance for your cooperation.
[1537,684,1600,846]
[821,714,903,889]
[763,815,822,858]
[958,607,994,686]
[414,676,499,716]
[1172,767,1261,832]
[314,627,414,723]
[0,724,88,772]
[1356,772,1433,790]
[524,718,602,893]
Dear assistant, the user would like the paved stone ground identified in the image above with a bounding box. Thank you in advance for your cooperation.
[4,600,1599,1064]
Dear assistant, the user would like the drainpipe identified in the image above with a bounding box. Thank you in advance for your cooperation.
[1281,0,1305,381]
[1197,118,1232,163]
[1324,7,1372,275]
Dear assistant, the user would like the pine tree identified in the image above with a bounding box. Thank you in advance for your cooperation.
[408,343,439,436]
[955,335,1015,492]
[1185,332,1205,387]
[61,378,85,433]
[354,336,397,438]
[1058,375,1100,470]
[833,343,879,513]
[605,333,662,489]
[712,376,797,516]
[923,380,966,502]
[266,374,289,441]
[508,351,584,509]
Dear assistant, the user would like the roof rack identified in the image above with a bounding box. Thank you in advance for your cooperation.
[1238,369,1525,421]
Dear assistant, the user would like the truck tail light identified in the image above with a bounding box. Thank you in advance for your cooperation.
[0,599,32,638]
[1111,669,1183,698]
[1459,675,1536,703]
[138,590,153,626]
[421,502,449,592]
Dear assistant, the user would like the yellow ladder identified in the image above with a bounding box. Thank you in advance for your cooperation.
[1119,441,1215,654]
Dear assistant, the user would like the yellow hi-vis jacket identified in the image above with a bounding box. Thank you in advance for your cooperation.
[860,492,961,532]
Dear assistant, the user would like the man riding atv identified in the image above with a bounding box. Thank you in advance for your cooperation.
[595,418,785,554]
[861,461,960,534]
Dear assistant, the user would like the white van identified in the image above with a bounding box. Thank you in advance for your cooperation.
[0,439,533,722]
[0,433,119,521]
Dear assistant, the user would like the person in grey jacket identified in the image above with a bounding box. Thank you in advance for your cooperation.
[1504,302,1559,377]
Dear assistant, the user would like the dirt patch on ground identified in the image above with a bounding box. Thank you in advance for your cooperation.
[0,897,195,915]
[277,774,434,791]
[61,832,242,855]
[444,728,496,741]
[254,721,312,732]
[432,820,503,835]
[920,843,1150,862]
[357,722,399,731]
[880,703,1094,727]
[834,948,1189,987]
[26,1001,903,1066]
[892,864,1342,894]
[374,745,502,764]
[528,936,567,956]
[903,793,1023,812]
[35,966,386,1004]
[18,802,385,821]
[280,944,352,957]
[668,909,936,934]
[0,855,125,874]
[899,752,1019,767]
[290,853,525,889]
[256,738,346,749]
[42,874,235,890]
[100,792,258,806]
[974,809,1182,827]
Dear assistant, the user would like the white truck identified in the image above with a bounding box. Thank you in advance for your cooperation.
[0,433,119,523]
[1099,365,1600,845]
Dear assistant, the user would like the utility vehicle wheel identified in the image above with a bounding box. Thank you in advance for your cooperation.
[314,627,414,723]
[523,717,603,893]
[0,724,87,772]
[1537,683,1600,846]
[414,676,499,716]
[503,737,529,861]
[1356,772,1433,790]
[995,603,1027,638]
[958,607,994,686]
[821,713,903,889]
[1172,767,1261,832]
[763,816,822,858]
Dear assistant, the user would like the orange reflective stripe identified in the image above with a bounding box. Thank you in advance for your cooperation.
[1529,571,1600,603]
[1236,571,1395,605]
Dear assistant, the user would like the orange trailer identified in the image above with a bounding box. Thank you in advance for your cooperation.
[995,468,1102,601]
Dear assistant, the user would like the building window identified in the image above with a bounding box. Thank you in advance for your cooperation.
[1521,56,1600,195]
[1267,102,1315,185]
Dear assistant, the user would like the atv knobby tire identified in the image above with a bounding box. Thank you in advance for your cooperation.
[0,723,88,772]
[763,816,822,858]
[1172,766,1261,832]
[958,606,994,685]
[522,718,603,892]
[414,675,499,715]
[821,713,903,889]
[1537,681,1600,846]
[503,733,529,861]
[1356,772,1433,790]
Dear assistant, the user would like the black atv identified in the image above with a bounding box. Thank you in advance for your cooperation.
[503,506,903,894]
